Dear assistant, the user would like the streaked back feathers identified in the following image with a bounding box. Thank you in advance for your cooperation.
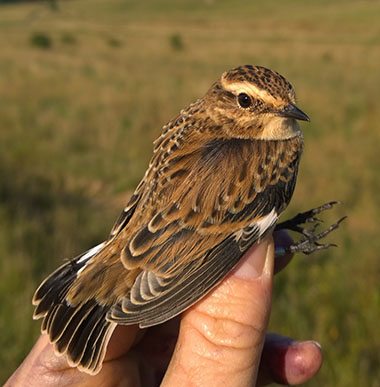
[33,65,307,375]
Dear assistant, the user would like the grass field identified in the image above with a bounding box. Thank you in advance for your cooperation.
[0,0,379,384]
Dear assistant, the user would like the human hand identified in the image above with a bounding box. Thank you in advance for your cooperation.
[6,231,322,386]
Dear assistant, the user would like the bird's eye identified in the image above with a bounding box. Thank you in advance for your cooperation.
[237,93,252,108]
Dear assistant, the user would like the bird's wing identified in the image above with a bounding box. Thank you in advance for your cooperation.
[109,232,257,327]
[107,137,301,327]
[109,193,140,237]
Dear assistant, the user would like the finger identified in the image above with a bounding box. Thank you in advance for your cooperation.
[137,317,180,368]
[136,317,181,383]
[257,333,323,386]
[136,230,294,382]
[162,237,274,387]
[273,230,294,275]
[6,325,144,387]
[5,335,88,386]
[104,324,142,361]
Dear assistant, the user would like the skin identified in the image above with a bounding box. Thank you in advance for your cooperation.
[6,231,322,386]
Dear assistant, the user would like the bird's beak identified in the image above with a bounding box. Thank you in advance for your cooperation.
[276,104,310,122]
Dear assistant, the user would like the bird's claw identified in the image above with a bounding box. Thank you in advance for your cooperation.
[275,201,346,255]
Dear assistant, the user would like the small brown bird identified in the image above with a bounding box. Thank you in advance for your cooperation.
[33,65,312,374]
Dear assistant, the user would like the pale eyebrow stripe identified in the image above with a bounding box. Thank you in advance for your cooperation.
[221,78,279,105]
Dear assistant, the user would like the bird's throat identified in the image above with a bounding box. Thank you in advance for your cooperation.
[257,116,303,141]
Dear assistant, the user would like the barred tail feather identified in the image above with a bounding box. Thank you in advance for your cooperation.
[32,243,116,375]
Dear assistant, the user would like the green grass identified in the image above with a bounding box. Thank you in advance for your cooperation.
[0,0,379,384]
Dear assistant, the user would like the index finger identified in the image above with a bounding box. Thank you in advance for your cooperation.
[273,230,294,275]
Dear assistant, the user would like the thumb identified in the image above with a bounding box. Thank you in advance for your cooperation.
[162,237,274,387]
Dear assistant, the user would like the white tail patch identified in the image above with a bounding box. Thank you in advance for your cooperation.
[77,242,105,275]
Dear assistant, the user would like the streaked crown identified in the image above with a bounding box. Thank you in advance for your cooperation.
[222,65,296,104]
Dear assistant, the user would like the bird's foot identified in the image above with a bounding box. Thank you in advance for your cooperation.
[275,201,346,255]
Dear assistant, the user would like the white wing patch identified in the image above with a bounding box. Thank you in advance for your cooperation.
[234,208,278,251]
[255,208,278,236]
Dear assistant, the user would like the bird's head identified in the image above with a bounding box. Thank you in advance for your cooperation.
[204,65,309,141]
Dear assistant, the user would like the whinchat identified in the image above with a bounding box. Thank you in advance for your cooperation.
[34,65,317,374]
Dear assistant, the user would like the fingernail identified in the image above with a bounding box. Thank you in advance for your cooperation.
[307,340,323,350]
[232,239,273,280]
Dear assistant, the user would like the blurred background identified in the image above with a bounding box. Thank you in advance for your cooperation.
[0,0,379,384]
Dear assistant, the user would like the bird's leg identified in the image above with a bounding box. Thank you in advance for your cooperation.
[275,201,347,255]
